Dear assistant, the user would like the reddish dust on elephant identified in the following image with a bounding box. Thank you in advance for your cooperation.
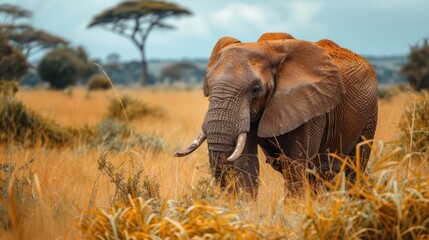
[175,32,378,197]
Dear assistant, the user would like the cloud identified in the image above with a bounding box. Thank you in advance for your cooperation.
[173,15,211,38]
[286,2,323,29]
[209,1,325,38]
[212,2,267,29]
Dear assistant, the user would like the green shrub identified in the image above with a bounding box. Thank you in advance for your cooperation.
[37,48,81,89]
[37,47,96,89]
[87,74,111,91]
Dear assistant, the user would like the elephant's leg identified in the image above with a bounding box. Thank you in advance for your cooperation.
[346,109,377,181]
[280,115,326,195]
[359,108,377,172]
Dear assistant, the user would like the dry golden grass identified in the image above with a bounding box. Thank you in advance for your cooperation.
[0,87,426,239]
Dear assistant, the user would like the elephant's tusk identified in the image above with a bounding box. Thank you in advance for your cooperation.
[173,131,206,157]
[227,132,247,161]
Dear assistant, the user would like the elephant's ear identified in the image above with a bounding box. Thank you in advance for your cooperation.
[257,39,345,138]
[203,37,240,97]
[257,32,295,42]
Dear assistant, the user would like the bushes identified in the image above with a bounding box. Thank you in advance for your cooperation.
[300,175,429,239]
[394,90,429,161]
[37,47,96,89]
[0,95,76,147]
[87,74,111,90]
[401,38,429,91]
[37,48,81,89]
[107,95,163,121]
[0,94,164,152]
[88,119,164,153]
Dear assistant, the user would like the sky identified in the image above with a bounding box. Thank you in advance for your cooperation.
[6,0,429,62]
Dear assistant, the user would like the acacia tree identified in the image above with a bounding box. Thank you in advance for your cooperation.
[1,24,68,57]
[88,0,192,86]
[0,3,32,25]
[0,4,68,58]
[400,38,429,91]
[0,31,28,81]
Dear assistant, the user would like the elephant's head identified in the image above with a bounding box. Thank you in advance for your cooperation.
[174,33,345,189]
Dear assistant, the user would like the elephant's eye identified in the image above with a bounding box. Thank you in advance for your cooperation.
[252,84,262,97]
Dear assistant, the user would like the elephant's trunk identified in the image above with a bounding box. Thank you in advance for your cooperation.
[203,99,250,187]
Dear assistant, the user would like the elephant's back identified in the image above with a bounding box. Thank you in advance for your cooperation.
[316,39,377,102]
[316,39,376,81]
[316,39,369,67]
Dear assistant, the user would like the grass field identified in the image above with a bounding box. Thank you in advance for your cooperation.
[0,86,428,239]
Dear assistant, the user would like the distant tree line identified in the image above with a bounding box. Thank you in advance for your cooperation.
[101,59,207,86]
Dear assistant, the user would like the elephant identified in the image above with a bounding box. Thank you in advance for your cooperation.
[174,32,378,197]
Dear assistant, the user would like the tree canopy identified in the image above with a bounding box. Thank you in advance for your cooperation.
[400,38,429,91]
[0,24,68,57]
[0,3,32,24]
[0,3,68,59]
[38,47,97,89]
[0,32,28,81]
[88,0,192,85]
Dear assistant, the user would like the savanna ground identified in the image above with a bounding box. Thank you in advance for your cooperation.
[0,85,428,239]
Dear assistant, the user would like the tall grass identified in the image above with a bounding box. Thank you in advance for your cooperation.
[1,88,427,239]
[107,95,164,122]
[0,95,76,147]
[0,94,164,152]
